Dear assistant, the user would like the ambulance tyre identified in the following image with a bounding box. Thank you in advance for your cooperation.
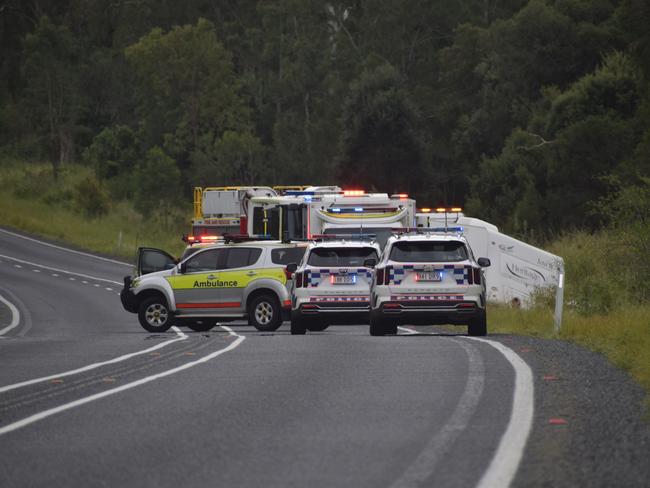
[186,320,214,332]
[248,293,282,332]
[290,313,307,335]
[468,310,487,336]
[138,296,173,333]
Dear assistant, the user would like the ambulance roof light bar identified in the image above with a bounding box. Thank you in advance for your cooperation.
[342,190,365,196]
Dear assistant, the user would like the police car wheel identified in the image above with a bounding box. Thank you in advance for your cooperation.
[290,311,307,335]
[307,322,328,332]
[138,297,173,332]
[248,294,282,331]
[186,320,214,332]
[468,310,487,336]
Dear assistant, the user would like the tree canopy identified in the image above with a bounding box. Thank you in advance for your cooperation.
[1,0,649,237]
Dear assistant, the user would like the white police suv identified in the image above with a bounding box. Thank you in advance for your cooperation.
[120,240,306,333]
[368,231,490,336]
[288,236,381,334]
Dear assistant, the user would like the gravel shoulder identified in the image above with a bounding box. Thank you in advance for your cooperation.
[494,333,650,488]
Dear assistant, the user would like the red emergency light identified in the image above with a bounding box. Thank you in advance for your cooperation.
[343,190,365,196]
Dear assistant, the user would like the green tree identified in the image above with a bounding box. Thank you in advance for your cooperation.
[337,63,425,194]
[21,16,86,178]
[133,146,182,219]
[125,18,249,168]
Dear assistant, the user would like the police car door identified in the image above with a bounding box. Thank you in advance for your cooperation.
[166,248,227,315]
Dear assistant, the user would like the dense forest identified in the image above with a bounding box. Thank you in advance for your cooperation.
[1,0,649,237]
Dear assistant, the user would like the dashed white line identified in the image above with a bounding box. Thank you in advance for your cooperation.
[32,269,41,273]
[397,326,418,335]
[14,264,22,269]
[82,281,88,284]
[105,287,113,291]
[68,277,76,281]
[0,293,21,336]
[0,254,121,285]
[0,326,245,436]
[52,273,59,277]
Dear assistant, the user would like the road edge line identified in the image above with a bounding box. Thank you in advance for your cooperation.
[464,336,535,488]
[0,326,245,436]
[0,327,188,393]
[0,293,20,336]
[0,228,130,266]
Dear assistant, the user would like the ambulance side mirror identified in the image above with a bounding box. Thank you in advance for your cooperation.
[286,262,298,273]
[363,258,377,268]
[478,258,491,267]
[179,262,188,274]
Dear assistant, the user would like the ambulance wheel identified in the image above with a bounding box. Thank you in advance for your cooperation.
[248,293,282,331]
[138,296,173,333]
[468,310,487,336]
[187,320,214,332]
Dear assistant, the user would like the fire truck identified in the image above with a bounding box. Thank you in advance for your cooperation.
[190,186,416,248]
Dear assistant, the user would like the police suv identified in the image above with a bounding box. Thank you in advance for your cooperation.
[368,231,490,336]
[120,240,306,332]
[288,235,381,334]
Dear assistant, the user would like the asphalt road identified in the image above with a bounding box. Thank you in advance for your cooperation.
[1,227,648,487]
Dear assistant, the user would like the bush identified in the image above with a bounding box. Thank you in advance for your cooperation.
[73,176,110,218]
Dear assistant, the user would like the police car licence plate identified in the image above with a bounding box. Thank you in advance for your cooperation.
[332,275,356,285]
[416,271,442,282]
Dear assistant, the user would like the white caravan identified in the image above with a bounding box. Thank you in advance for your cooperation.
[416,209,565,321]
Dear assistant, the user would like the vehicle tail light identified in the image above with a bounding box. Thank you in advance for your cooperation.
[295,272,303,288]
[467,267,474,285]
[384,265,393,285]
[459,302,476,308]
[376,268,384,285]
[473,268,481,285]
[284,267,294,280]
[384,303,400,309]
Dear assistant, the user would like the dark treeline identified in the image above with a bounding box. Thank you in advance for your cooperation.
[1,0,649,236]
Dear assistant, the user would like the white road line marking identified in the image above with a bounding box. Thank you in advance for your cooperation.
[0,327,188,393]
[105,287,113,291]
[32,269,41,273]
[0,326,245,435]
[0,254,121,285]
[94,284,100,287]
[390,339,485,488]
[397,326,418,335]
[14,264,22,268]
[52,274,59,277]
[68,277,76,281]
[0,228,130,266]
[82,281,88,284]
[465,337,534,488]
[0,293,21,336]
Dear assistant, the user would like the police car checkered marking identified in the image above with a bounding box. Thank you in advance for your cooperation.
[388,264,472,285]
[305,268,373,287]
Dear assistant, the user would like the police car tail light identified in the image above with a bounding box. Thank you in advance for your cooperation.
[284,267,294,280]
[472,268,481,285]
[384,265,392,285]
[376,268,385,285]
[295,272,304,288]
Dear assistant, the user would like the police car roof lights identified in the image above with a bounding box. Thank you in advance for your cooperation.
[311,233,377,242]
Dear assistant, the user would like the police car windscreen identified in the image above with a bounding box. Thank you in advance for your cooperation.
[390,241,468,263]
[272,247,307,265]
[308,247,379,267]
[323,227,392,248]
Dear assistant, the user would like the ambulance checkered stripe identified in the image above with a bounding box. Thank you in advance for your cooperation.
[388,264,471,285]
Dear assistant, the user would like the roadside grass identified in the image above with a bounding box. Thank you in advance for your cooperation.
[0,161,188,260]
